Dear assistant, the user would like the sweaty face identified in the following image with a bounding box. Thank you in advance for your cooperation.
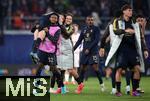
[86,17,94,26]
[123,8,133,18]
[50,15,58,24]
[65,16,72,25]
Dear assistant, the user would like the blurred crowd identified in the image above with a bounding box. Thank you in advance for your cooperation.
[0,0,150,30]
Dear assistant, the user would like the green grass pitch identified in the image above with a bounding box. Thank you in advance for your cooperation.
[0,77,149,101]
[51,77,150,101]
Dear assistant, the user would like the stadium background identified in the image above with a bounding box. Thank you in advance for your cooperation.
[0,0,150,76]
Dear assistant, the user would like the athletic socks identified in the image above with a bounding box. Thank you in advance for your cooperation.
[54,70,64,88]
[75,77,81,85]
[137,79,140,88]
[65,72,69,82]
[132,79,139,91]
[71,76,75,82]
[95,70,103,84]
[32,40,37,53]
[51,74,56,88]
[125,70,131,86]
[116,82,121,92]
[111,69,116,88]
[79,70,86,82]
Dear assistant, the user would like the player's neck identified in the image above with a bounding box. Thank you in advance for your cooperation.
[123,15,130,21]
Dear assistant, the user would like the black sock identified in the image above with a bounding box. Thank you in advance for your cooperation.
[56,70,65,88]
[33,38,41,53]
[125,70,131,86]
[32,40,37,53]
[61,70,65,81]
[111,69,116,88]
[79,70,85,82]
[137,73,141,88]
[132,79,138,91]
[51,74,56,88]
[131,71,134,88]
[137,79,140,88]
[54,70,64,88]
[116,82,121,92]
[75,77,81,85]
[95,70,103,84]
[57,79,64,88]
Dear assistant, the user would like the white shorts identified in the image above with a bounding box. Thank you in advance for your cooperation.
[74,53,80,68]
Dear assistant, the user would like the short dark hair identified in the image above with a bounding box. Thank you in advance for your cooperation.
[135,13,144,19]
[121,4,132,11]
[73,23,79,27]
[65,13,73,18]
[50,12,59,18]
[86,15,93,18]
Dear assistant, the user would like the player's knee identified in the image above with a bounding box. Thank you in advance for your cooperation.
[93,66,99,71]
[134,65,140,73]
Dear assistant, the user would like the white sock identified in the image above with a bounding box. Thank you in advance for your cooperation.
[126,85,130,91]
[71,76,75,82]
[65,73,69,82]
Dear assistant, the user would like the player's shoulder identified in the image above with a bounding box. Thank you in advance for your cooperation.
[80,25,87,32]
[93,25,99,29]
[115,17,123,22]
[92,25,100,32]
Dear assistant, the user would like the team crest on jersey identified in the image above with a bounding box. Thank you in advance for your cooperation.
[93,55,98,63]
[85,32,91,41]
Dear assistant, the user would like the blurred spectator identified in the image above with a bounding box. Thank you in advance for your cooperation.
[7,0,150,19]
[133,0,150,17]
[2,0,150,30]
[31,0,40,16]
[92,12,102,27]
[20,0,29,16]
[12,10,24,29]
[54,0,70,13]
[46,6,54,13]
[100,0,110,17]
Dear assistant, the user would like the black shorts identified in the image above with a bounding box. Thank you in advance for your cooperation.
[116,49,140,69]
[80,52,98,65]
[37,50,57,66]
